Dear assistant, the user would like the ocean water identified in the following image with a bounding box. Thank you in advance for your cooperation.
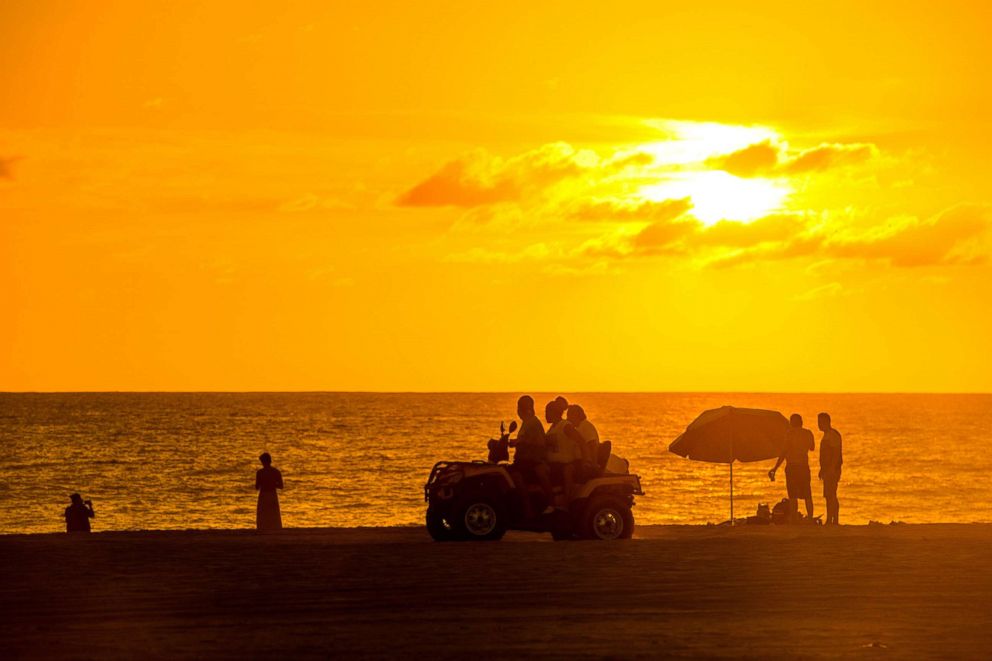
[1,393,989,534]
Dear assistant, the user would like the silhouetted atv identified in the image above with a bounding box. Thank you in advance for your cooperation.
[424,422,644,541]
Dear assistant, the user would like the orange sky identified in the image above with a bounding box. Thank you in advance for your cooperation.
[2,1,990,392]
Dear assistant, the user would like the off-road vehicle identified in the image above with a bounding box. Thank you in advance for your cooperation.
[424,421,644,541]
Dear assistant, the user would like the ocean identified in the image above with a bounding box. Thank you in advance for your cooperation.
[1,392,989,534]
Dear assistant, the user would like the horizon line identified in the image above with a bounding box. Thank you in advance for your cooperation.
[2,389,990,396]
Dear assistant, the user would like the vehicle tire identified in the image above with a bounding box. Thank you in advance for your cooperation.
[455,498,506,541]
[426,508,461,541]
[580,496,634,540]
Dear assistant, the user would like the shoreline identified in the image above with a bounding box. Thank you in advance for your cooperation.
[2,520,990,539]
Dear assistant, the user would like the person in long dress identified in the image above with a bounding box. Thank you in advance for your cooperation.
[255,452,284,531]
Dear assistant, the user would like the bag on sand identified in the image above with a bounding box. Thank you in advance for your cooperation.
[771,498,791,524]
[745,502,772,525]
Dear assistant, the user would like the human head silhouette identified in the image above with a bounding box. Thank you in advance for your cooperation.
[517,395,535,419]
[259,452,272,467]
[790,413,803,427]
[817,412,831,431]
[545,400,563,424]
[70,493,83,505]
[566,404,586,423]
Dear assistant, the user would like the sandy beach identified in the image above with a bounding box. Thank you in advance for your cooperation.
[1,524,989,659]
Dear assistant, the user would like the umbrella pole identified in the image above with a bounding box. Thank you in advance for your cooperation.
[730,461,734,526]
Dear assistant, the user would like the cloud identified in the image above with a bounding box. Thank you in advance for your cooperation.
[781,143,878,175]
[566,197,692,222]
[396,143,591,208]
[706,141,778,177]
[397,136,986,275]
[692,214,811,247]
[707,205,991,268]
[632,220,699,253]
[826,205,991,267]
[578,213,813,261]
[396,143,658,209]
[707,141,878,178]
[0,155,23,180]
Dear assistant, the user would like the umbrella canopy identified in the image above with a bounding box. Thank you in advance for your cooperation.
[669,406,789,464]
[669,406,790,524]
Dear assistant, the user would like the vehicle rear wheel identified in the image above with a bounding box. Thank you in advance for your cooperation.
[426,508,461,541]
[580,496,634,540]
[455,498,506,541]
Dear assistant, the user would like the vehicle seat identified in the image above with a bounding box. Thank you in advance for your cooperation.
[597,440,612,471]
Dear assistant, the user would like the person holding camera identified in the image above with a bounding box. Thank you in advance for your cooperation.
[768,414,815,523]
[64,493,95,533]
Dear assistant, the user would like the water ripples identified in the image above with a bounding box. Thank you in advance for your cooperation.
[1,392,989,533]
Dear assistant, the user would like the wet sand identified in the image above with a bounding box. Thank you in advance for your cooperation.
[1,524,989,659]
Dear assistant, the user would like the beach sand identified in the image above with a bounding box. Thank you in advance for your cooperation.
[2,524,989,659]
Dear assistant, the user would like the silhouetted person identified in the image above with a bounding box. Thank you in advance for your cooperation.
[64,493,94,533]
[769,414,815,522]
[818,412,843,525]
[566,403,600,466]
[508,395,553,516]
[255,452,284,531]
[544,399,586,502]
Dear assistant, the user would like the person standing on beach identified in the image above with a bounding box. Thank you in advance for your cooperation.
[768,414,815,522]
[255,453,284,531]
[64,493,95,533]
[818,412,843,525]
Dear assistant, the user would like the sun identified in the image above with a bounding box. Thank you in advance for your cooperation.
[627,120,791,224]
[639,171,790,224]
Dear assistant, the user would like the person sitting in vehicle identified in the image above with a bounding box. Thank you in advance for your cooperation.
[566,404,599,462]
[545,399,588,501]
[508,395,554,516]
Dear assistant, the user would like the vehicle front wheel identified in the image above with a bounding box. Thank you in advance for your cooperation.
[426,508,461,541]
[580,496,634,540]
[455,498,507,541]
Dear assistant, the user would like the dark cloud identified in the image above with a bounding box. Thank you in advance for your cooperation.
[632,219,699,253]
[706,141,778,177]
[707,141,877,178]
[396,143,587,208]
[781,143,877,175]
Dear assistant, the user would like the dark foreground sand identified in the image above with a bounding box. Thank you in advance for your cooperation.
[1,524,990,659]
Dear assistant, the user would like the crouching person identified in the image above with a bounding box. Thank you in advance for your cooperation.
[65,493,95,533]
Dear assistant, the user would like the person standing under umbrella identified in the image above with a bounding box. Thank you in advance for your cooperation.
[255,452,284,531]
[818,412,843,525]
[768,414,815,522]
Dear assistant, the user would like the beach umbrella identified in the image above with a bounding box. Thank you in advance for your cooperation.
[669,406,789,524]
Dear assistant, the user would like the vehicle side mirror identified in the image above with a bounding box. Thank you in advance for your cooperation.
[509,421,518,434]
